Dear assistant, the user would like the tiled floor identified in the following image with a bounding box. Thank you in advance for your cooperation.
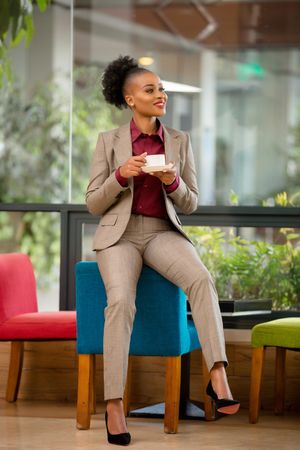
[0,399,299,450]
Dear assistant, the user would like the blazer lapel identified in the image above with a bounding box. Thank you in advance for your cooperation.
[113,123,132,167]
[113,123,134,190]
[163,125,181,165]
[112,122,181,172]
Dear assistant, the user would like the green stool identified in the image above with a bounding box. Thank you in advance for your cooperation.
[249,318,300,423]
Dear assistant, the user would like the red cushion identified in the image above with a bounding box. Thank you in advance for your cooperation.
[0,253,38,323]
[0,311,76,340]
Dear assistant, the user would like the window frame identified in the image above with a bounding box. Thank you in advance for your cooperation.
[1,203,299,328]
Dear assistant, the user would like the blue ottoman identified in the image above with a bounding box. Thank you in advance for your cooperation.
[75,262,210,433]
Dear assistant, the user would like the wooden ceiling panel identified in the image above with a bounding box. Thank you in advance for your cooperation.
[93,1,300,49]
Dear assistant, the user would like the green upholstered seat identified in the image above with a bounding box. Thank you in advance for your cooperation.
[250,317,300,423]
[251,318,300,349]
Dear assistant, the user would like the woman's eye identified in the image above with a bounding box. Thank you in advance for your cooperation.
[159,87,165,92]
[146,89,153,93]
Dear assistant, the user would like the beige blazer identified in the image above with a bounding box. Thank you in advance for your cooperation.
[86,122,199,250]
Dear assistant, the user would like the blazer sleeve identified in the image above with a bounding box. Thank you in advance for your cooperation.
[85,133,128,216]
[167,132,199,215]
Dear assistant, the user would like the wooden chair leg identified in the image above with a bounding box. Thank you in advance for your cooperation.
[6,341,24,402]
[123,356,132,417]
[90,354,96,415]
[275,347,286,415]
[202,352,215,421]
[164,356,181,434]
[77,354,93,430]
[249,347,265,424]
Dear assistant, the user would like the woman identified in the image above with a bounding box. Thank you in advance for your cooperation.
[86,55,239,446]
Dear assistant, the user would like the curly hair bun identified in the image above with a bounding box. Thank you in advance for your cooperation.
[102,55,146,109]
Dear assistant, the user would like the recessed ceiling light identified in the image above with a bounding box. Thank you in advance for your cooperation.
[139,56,154,66]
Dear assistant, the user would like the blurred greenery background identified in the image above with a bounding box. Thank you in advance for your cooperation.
[0,65,119,298]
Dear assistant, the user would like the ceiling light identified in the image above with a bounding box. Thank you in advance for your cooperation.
[139,56,154,66]
[162,80,201,93]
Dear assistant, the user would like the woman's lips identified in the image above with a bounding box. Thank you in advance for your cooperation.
[154,101,165,108]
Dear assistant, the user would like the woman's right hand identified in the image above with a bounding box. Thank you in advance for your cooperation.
[119,152,147,178]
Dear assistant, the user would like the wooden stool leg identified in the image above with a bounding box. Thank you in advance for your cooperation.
[123,356,132,417]
[164,356,181,434]
[90,354,96,415]
[77,354,93,430]
[6,341,24,402]
[249,347,265,424]
[275,347,286,415]
[202,352,215,421]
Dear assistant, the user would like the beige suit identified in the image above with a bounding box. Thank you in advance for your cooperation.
[86,123,198,249]
[86,122,227,401]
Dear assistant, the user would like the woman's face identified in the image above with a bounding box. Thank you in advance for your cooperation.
[124,71,168,118]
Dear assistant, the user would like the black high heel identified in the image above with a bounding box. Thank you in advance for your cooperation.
[206,380,240,415]
[105,411,131,446]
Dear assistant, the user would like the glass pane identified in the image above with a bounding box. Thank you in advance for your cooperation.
[82,222,97,261]
[184,225,300,311]
[0,212,60,311]
[81,220,300,311]
[0,3,71,203]
[215,49,300,206]
[72,1,300,206]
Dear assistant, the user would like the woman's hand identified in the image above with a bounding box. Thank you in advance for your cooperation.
[149,162,177,185]
[120,152,147,178]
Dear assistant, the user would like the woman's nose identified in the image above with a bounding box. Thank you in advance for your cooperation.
[157,90,166,99]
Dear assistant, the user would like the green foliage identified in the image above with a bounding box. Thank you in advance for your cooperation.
[261,190,300,207]
[0,212,14,240]
[0,66,119,203]
[185,226,300,310]
[0,65,119,286]
[0,0,50,86]
[287,106,300,196]
[19,212,60,289]
[72,65,122,202]
[0,211,59,289]
[36,0,49,12]
[275,192,288,206]
[0,82,69,202]
[229,190,239,206]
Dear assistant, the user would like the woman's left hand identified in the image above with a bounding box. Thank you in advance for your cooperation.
[149,162,177,185]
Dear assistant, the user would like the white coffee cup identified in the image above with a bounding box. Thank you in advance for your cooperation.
[145,154,166,167]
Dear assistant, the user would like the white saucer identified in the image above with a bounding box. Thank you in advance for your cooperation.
[141,163,174,173]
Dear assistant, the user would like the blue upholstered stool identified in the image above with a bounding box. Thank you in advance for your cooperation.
[76,261,211,433]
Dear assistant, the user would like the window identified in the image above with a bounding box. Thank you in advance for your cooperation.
[1,1,299,315]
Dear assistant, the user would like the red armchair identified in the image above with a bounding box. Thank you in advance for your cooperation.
[0,253,76,401]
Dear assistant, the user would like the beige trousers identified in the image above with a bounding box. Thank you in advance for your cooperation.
[96,215,227,400]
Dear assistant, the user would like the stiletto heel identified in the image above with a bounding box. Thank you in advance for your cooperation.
[105,411,131,446]
[209,395,216,419]
[206,380,240,415]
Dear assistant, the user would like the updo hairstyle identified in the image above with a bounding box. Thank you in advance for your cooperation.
[102,55,149,109]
